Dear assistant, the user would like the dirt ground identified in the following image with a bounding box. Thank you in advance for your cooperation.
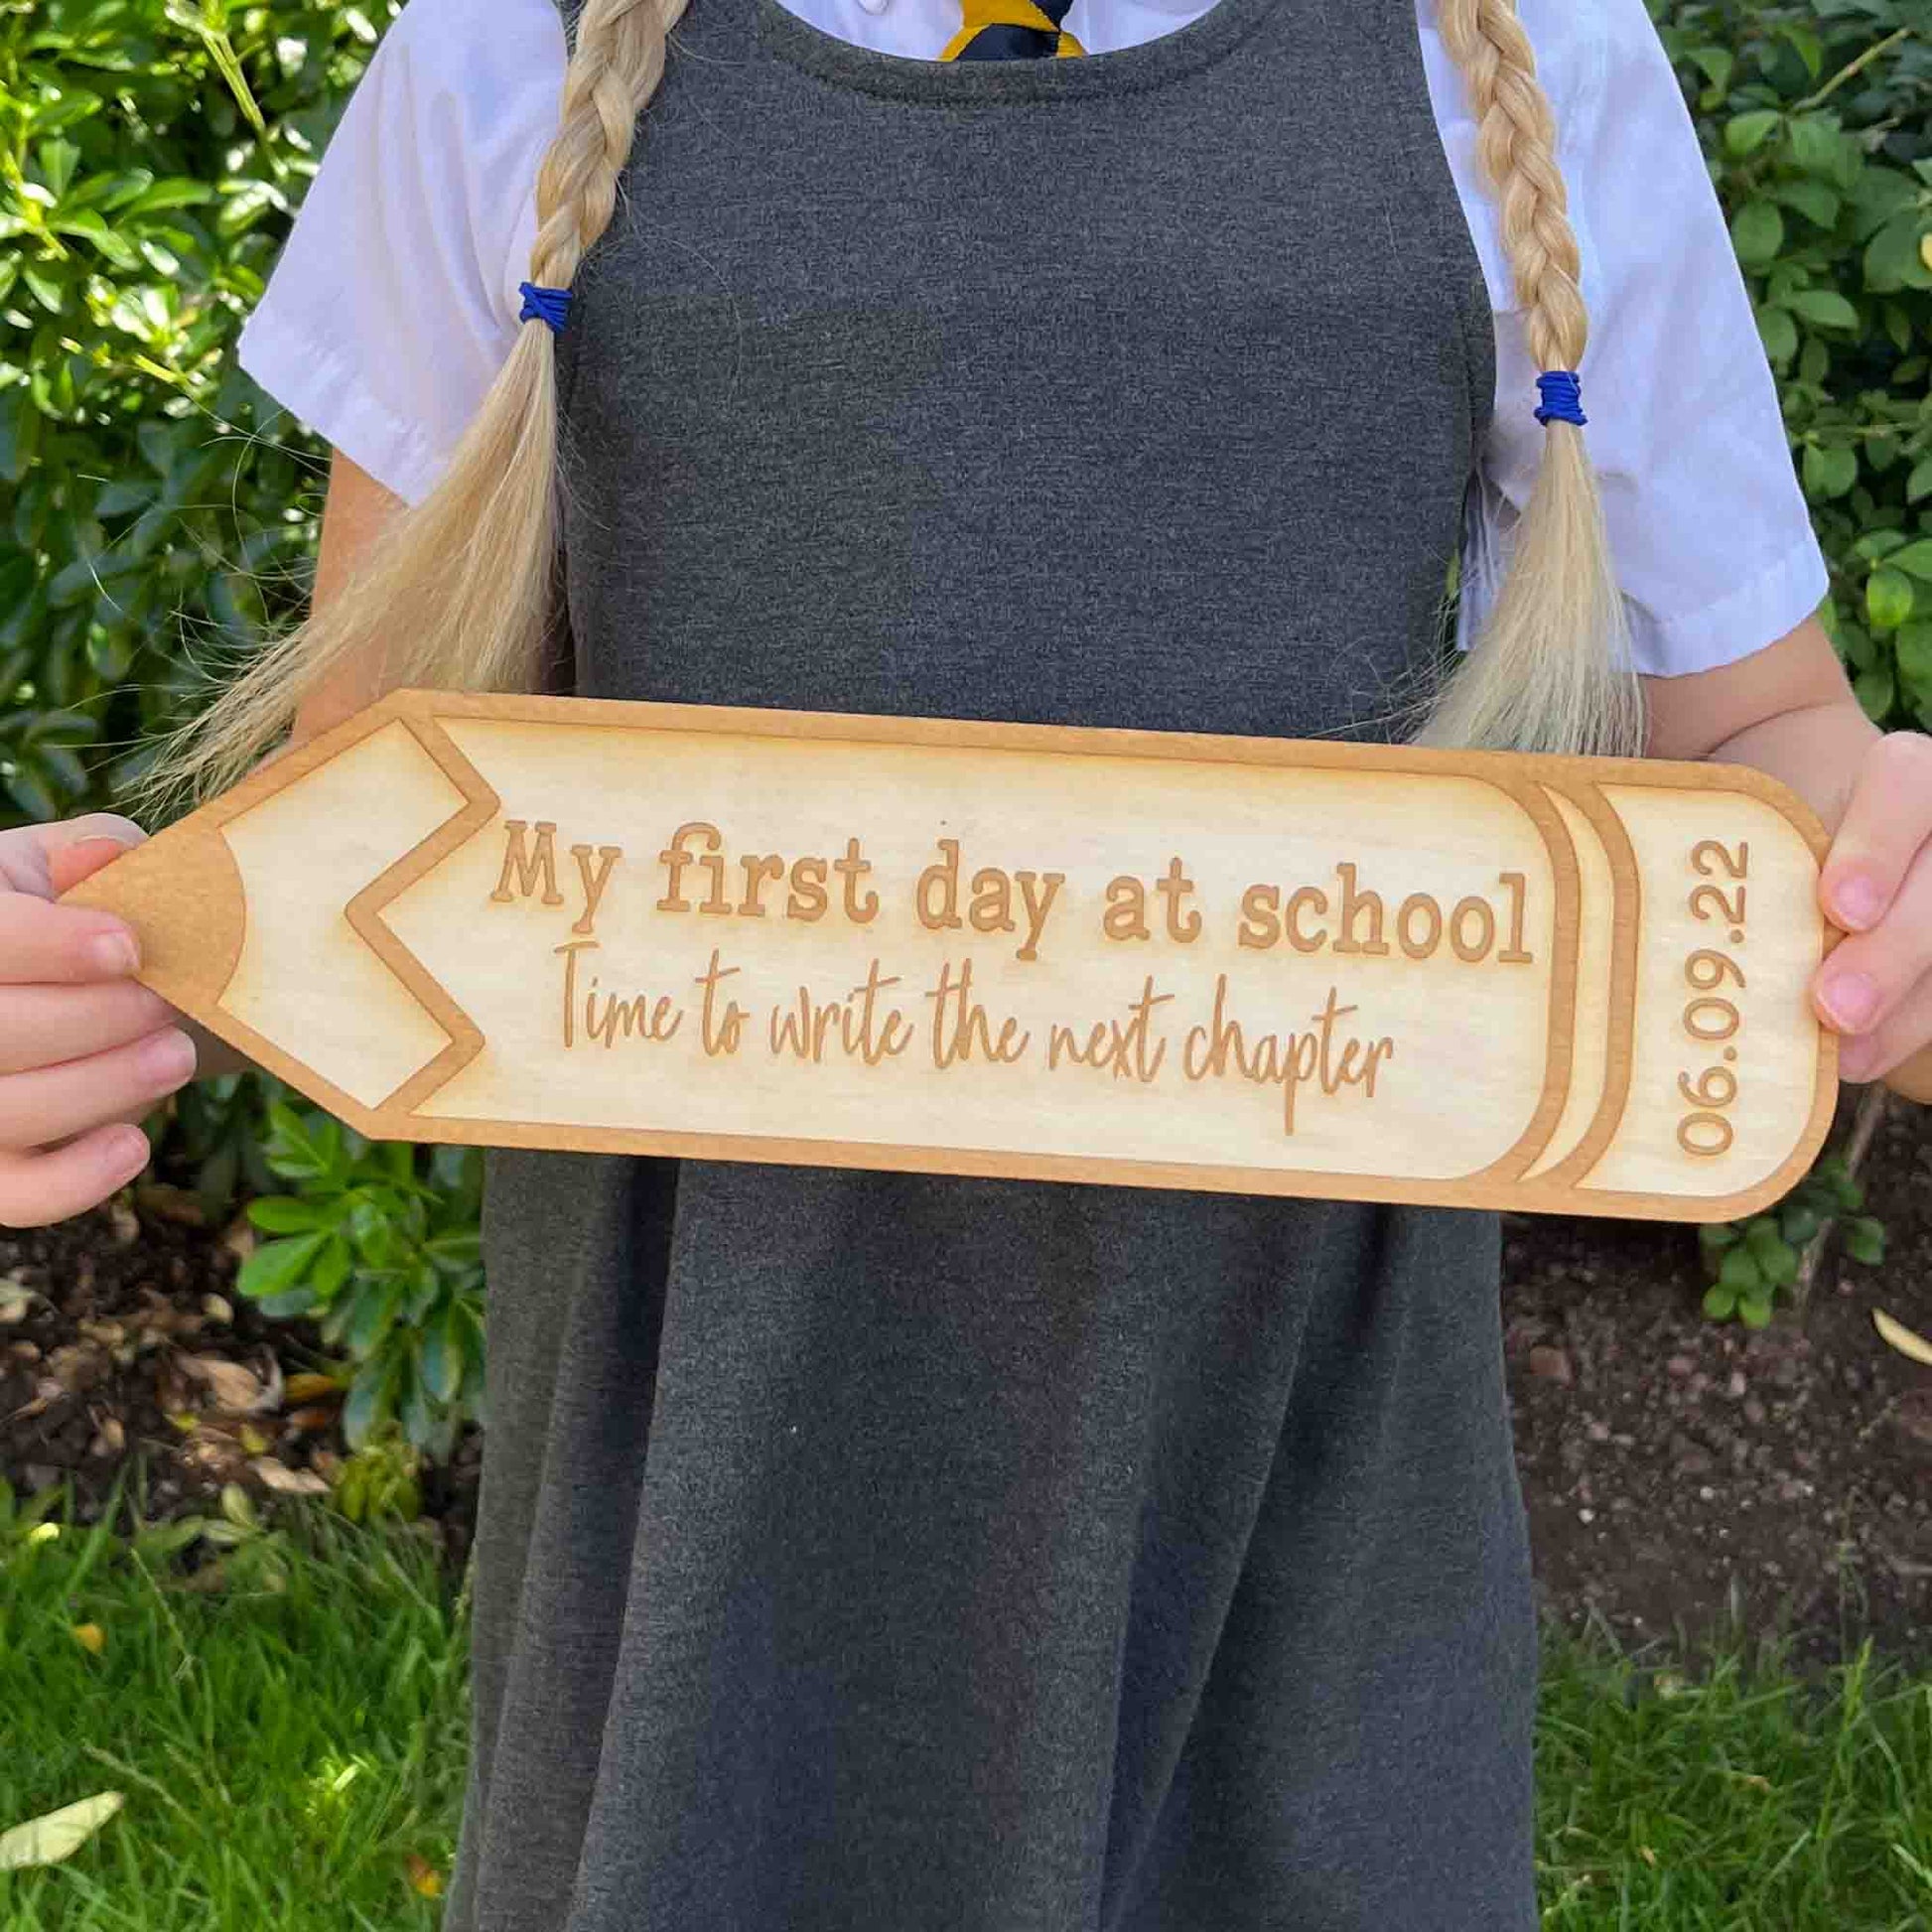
[5,1099,1928,1659]
[1506,1089,1932,1666]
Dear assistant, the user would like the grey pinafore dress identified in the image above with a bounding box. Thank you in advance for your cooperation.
[446,0,1538,1922]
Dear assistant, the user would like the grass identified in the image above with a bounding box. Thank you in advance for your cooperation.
[0,1480,466,1929]
[1536,1635,1932,1927]
[4,1482,1932,1928]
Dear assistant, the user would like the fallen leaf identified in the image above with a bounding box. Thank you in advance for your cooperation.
[0,1792,124,1869]
[47,1344,106,1394]
[69,1623,104,1655]
[0,1292,31,1326]
[1873,1309,1932,1368]
[181,1354,270,1414]
[88,1417,126,1458]
[238,1424,272,1455]
[136,1182,206,1227]
[283,1372,342,1406]
[403,1852,444,1897]
[250,1457,329,1496]
[105,1199,140,1247]
[202,1294,234,1326]
[9,1378,64,1424]
[182,1433,246,1476]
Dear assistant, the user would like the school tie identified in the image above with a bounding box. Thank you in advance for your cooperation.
[940,0,1084,60]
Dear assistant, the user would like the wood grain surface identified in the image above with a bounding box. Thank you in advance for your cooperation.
[64,690,1850,1223]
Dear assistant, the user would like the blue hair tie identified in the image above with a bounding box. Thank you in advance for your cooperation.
[518,281,573,335]
[1534,369,1586,428]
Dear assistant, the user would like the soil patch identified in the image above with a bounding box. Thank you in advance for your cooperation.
[0,1186,481,1563]
[1505,1090,1932,1666]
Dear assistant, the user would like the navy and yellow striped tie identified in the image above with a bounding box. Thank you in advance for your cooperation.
[940,0,1083,59]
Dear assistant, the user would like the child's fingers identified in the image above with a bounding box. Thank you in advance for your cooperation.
[0,1124,152,1230]
[1836,974,1932,1089]
[0,891,141,985]
[0,1027,195,1153]
[0,813,144,898]
[1813,840,1932,1040]
[0,980,178,1075]
[47,833,140,899]
[1818,731,1932,930]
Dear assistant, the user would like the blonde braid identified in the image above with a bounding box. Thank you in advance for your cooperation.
[151,0,687,804]
[1416,0,1644,759]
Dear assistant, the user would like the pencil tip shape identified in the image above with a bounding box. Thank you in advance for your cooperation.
[59,816,246,1022]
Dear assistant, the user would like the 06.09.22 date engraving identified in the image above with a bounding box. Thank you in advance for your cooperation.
[1676,839,1749,1157]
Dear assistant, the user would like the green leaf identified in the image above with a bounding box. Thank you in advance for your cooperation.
[341,1362,397,1451]
[1731,200,1785,267]
[1788,289,1861,332]
[1896,621,1932,702]
[1773,180,1840,229]
[1719,1245,1764,1295]
[1867,568,1916,632]
[1908,459,1932,505]
[1854,664,1895,724]
[36,138,82,200]
[1724,110,1782,159]
[0,390,41,485]
[420,1306,463,1405]
[426,1228,483,1271]
[1737,1292,1775,1332]
[235,1231,327,1301]
[1699,1221,1741,1256]
[312,1233,352,1301]
[1804,444,1860,500]
[123,177,216,215]
[255,1285,319,1318]
[1756,305,1799,364]
[345,1277,405,1355]
[1702,1283,1737,1321]
[1776,23,1822,83]
[1864,214,1932,295]
[1779,1202,1822,1245]
[245,1194,329,1234]
[50,208,138,269]
[1888,540,1932,583]
[1789,113,1847,181]
[1688,46,1732,98]
[1844,1216,1886,1266]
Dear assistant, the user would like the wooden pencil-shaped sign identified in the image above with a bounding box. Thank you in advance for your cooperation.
[65,690,1844,1222]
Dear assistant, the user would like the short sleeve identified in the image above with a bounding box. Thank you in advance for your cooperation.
[235,0,564,504]
[1437,0,1832,678]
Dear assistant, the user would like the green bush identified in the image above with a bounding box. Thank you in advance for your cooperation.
[239,1104,484,1458]
[1656,0,1931,724]
[0,0,388,820]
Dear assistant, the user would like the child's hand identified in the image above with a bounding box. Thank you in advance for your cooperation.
[0,816,195,1227]
[1812,733,1932,1102]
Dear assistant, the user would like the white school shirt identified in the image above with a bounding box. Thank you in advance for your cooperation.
[237,0,1832,678]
